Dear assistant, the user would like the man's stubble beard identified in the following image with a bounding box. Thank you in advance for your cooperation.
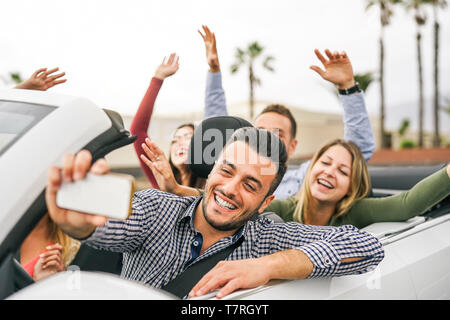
[201,181,262,232]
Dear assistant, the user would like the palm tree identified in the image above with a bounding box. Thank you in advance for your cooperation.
[366,0,402,149]
[230,42,275,119]
[0,72,23,86]
[404,0,428,147]
[398,118,411,137]
[10,72,23,84]
[355,72,375,92]
[429,0,447,147]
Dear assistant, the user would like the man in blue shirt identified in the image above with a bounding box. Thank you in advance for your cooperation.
[199,25,375,200]
[46,127,384,299]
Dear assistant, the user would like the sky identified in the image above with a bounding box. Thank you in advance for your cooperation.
[1,0,449,132]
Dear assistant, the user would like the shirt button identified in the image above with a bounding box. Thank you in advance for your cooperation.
[324,258,331,265]
[193,241,199,247]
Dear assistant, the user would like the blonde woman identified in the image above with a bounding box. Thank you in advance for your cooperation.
[20,213,80,281]
[264,139,450,228]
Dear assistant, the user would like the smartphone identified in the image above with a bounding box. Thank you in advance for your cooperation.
[56,173,135,220]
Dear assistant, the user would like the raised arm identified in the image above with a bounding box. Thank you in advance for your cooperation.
[198,25,227,118]
[130,53,179,188]
[310,49,375,161]
[344,164,450,229]
[15,67,66,91]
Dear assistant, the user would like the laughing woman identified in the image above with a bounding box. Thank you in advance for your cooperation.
[264,139,450,228]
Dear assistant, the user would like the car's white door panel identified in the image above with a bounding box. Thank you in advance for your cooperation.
[234,246,417,300]
[391,220,450,299]
[362,216,426,239]
[7,271,177,300]
[232,216,450,300]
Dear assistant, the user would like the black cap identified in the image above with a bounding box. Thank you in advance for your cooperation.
[187,116,253,178]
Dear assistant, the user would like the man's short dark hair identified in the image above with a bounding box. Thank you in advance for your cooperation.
[257,104,297,139]
[224,127,288,198]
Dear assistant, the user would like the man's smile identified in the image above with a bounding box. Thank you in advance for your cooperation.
[213,191,239,212]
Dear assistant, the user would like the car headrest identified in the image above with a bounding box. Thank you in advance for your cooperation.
[188,116,253,178]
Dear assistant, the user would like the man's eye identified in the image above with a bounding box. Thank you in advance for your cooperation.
[245,183,256,192]
[221,168,231,174]
[321,161,330,165]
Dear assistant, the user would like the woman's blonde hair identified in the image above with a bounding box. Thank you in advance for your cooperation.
[49,221,80,268]
[293,139,371,223]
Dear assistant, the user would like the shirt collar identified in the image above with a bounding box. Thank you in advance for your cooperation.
[178,196,203,226]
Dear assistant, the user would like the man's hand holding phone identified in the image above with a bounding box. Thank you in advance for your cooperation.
[46,150,133,240]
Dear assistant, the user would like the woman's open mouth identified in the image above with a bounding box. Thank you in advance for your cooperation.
[176,148,188,157]
[317,178,334,190]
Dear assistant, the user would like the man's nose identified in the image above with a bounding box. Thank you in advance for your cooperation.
[221,177,240,199]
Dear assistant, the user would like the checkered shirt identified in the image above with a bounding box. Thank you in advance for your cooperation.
[83,189,384,293]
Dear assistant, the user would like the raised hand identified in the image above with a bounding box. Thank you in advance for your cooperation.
[15,67,66,91]
[198,25,220,73]
[33,243,65,282]
[310,49,355,90]
[140,138,180,194]
[45,150,109,240]
[154,53,179,80]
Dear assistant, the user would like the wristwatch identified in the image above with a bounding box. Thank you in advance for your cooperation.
[338,82,361,95]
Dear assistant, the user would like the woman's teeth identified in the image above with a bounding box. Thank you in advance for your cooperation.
[318,179,334,189]
[215,195,237,210]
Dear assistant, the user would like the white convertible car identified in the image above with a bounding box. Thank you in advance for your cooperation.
[1,89,449,300]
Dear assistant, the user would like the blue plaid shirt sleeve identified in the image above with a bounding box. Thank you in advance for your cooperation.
[81,190,164,252]
[251,221,384,278]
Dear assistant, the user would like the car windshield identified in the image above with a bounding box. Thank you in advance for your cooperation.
[0,100,55,156]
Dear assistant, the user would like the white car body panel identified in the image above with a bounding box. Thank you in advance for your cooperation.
[0,89,111,243]
[212,215,450,300]
[7,271,176,300]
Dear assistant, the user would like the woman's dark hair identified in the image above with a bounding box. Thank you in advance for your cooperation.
[169,123,205,188]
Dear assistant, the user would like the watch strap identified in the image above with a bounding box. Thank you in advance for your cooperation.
[338,82,361,95]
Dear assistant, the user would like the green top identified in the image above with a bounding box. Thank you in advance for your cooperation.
[265,167,450,229]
